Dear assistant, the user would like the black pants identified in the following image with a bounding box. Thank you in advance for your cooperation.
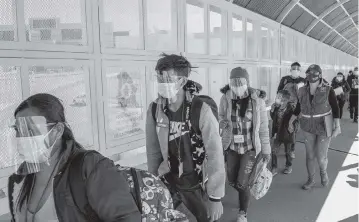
[350,95,358,120]
[162,174,214,222]
[226,149,256,213]
[271,138,293,168]
[337,98,345,119]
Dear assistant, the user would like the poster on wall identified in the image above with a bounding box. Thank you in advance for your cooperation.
[106,68,145,141]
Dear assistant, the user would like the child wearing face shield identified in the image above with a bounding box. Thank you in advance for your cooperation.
[277,62,306,159]
[270,90,299,176]
[331,72,351,119]
[146,54,225,222]
[219,67,271,222]
[296,64,341,190]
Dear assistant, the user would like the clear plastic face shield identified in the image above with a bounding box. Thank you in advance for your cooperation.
[154,69,188,102]
[229,78,248,97]
[7,116,59,175]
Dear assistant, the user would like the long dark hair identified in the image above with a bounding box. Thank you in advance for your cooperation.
[10,93,79,213]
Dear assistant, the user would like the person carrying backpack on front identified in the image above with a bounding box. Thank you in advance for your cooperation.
[276,62,306,159]
[219,67,271,222]
[146,54,225,222]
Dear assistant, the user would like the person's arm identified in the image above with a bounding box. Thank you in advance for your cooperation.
[344,81,351,94]
[277,77,285,93]
[329,88,340,119]
[258,98,271,155]
[85,155,141,221]
[269,104,276,120]
[145,103,163,176]
[199,104,226,199]
[218,94,229,129]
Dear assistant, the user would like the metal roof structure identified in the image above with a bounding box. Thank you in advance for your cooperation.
[230,0,358,57]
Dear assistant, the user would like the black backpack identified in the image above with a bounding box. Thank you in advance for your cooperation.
[68,151,188,222]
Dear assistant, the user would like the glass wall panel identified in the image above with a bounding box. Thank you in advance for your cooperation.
[0,65,22,169]
[146,0,177,51]
[102,0,142,49]
[209,67,227,105]
[28,65,93,147]
[246,19,257,59]
[260,24,270,59]
[232,14,244,58]
[209,5,225,56]
[0,0,17,42]
[186,0,205,54]
[189,67,208,95]
[270,28,279,60]
[280,30,286,61]
[104,67,146,146]
[24,0,87,46]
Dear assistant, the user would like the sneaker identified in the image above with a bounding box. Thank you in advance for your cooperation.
[283,166,293,174]
[237,211,248,222]
[354,118,358,123]
[350,113,354,119]
[302,178,315,190]
[271,167,278,176]
[320,171,329,187]
[290,152,296,159]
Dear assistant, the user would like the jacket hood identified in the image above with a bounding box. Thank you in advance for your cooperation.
[220,84,267,99]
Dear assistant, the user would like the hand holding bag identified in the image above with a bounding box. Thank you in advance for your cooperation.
[249,158,273,200]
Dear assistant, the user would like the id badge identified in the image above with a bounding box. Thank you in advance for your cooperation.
[234,135,244,144]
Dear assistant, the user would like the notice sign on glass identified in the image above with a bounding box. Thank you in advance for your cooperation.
[106,67,145,141]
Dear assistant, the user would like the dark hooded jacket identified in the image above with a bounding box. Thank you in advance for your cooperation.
[8,140,141,222]
[331,77,351,101]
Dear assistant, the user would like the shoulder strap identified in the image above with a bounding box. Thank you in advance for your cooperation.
[8,175,16,222]
[68,150,102,222]
[129,168,142,213]
[151,102,157,121]
[189,96,204,135]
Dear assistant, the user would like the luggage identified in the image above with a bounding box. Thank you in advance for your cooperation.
[69,151,188,222]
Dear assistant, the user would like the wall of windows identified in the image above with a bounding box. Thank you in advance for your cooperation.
[0,0,357,198]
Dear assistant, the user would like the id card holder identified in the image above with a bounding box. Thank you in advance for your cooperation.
[234,135,244,144]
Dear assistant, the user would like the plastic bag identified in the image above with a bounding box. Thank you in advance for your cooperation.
[249,159,273,200]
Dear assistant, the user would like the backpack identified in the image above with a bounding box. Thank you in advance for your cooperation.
[151,95,219,123]
[68,151,188,222]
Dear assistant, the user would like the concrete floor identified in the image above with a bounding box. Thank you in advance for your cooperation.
[0,111,357,222]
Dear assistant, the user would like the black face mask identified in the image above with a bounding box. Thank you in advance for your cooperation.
[307,73,321,83]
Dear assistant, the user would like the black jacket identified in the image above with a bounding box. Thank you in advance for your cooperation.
[277,75,306,93]
[8,140,141,222]
[270,103,298,144]
[331,78,351,101]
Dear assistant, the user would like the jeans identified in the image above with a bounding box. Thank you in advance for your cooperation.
[271,138,293,168]
[350,95,358,120]
[303,131,331,178]
[226,149,256,213]
[337,98,345,119]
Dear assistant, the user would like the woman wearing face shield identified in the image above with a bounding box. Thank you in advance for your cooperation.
[219,67,271,222]
[331,72,351,119]
[296,65,341,190]
[7,93,141,222]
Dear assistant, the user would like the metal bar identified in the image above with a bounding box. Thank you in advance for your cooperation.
[337,0,359,31]
[276,0,300,23]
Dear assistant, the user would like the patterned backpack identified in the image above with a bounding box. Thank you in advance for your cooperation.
[69,151,188,222]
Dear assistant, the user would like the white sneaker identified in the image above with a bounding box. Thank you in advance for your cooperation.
[237,211,248,222]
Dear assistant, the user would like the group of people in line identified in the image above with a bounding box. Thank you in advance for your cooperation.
[5,53,358,222]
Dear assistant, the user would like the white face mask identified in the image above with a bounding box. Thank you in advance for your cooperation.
[291,70,300,78]
[275,98,282,104]
[231,85,248,97]
[16,129,56,164]
[354,71,358,76]
[158,83,179,99]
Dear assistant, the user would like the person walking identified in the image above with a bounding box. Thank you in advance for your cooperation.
[331,72,351,119]
[349,67,359,123]
[296,64,341,190]
[146,54,225,222]
[219,67,271,222]
[270,90,299,176]
[277,62,306,159]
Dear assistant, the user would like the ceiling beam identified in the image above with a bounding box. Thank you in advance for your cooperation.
[276,0,300,23]
[304,0,350,35]
[321,12,358,41]
[337,0,359,32]
[297,2,358,55]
